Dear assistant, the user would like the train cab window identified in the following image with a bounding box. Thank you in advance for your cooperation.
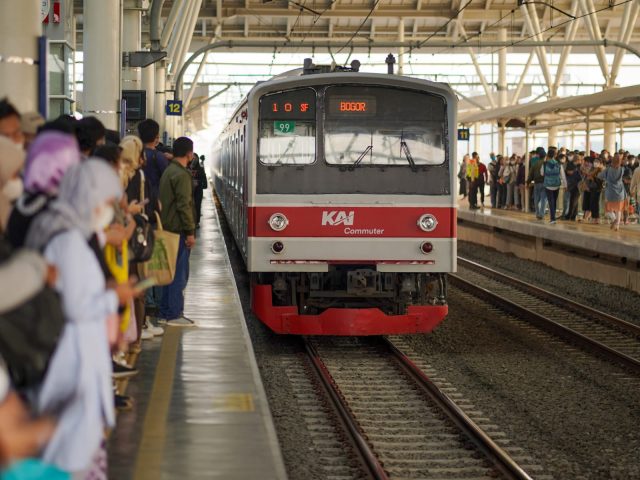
[258,88,316,165]
[324,86,446,167]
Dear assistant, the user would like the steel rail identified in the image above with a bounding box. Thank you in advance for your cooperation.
[383,338,534,480]
[449,273,640,374]
[303,339,389,480]
[458,257,640,339]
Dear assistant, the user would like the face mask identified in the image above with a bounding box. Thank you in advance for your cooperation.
[92,204,115,232]
[3,177,23,201]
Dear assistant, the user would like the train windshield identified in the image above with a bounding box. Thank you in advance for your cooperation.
[324,86,446,167]
[258,88,316,165]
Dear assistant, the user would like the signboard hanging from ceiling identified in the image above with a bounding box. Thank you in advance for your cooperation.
[166,100,183,117]
[457,128,470,141]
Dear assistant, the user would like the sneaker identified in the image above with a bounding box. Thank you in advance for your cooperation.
[144,318,164,336]
[141,329,154,340]
[549,220,556,224]
[112,361,138,379]
[166,316,197,327]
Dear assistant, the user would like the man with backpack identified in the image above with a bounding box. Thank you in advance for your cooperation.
[137,119,168,221]
[542,151,567,224]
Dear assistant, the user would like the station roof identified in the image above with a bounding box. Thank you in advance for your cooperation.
[459,84,640,130]
[75,1,639,54]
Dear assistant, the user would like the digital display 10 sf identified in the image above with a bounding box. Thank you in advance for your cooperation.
[260,88,316,120]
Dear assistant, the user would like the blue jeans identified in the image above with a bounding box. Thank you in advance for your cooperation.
[160,235,190,320]
[545,188,559,221]
[534,183,547,218]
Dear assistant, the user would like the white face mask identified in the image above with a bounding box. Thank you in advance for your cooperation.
[3,177,23,201]
[92,204,115,232]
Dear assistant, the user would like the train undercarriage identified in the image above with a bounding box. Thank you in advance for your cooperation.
[251,267,448,335]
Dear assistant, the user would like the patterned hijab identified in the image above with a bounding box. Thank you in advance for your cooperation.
[24,131,81,195]
[25,158,122,251]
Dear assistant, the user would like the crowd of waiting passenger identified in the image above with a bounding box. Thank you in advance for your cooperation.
[459,146,640,230]
[0,98,207,479]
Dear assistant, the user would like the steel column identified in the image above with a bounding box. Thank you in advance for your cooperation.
[512,51,534,105]
[610,1,640,85]
[160,0,183,49]
[141,63,155,119]
[83,0,121,129]
[123,7,142,90]
[0,0,42,114]
[604,114,615,152]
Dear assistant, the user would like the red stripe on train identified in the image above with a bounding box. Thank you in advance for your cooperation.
[248,206,456,238]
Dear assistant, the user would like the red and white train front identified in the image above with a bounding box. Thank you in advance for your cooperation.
[213,72,457,335]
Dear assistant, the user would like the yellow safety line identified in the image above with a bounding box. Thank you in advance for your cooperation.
[132,326,182,480]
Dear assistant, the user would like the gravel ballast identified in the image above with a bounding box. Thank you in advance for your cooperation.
[458,240,640,326]
[401,287,640,479]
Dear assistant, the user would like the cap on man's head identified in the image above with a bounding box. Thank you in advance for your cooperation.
[21,112,45,136]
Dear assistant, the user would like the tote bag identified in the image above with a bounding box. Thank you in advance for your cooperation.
[141,213,180,286]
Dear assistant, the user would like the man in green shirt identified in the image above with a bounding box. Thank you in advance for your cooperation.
[158,137,197,327]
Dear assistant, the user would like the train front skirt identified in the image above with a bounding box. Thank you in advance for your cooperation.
[252,284,448,335]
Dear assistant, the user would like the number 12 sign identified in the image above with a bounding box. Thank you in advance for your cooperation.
[166,100,183,116]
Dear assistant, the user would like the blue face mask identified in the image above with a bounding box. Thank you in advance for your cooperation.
[1,459,70,480]
[490,155,496,161]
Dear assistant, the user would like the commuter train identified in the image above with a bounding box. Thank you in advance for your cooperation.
[211,61,457,335]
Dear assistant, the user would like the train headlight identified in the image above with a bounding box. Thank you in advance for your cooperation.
[269,213,289,231]
[271,241,285,254]
[417,214,438,232]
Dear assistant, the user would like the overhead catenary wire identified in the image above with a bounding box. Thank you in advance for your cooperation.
[335,0,381,55]
[415,0,475,49]
[487,0,633,56]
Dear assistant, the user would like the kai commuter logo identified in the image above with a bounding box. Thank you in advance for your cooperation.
[321,210,354,226]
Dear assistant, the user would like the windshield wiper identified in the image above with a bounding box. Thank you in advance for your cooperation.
[400,131,417,171]
[352,145,372,167]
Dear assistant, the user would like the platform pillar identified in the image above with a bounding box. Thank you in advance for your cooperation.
[122,5,142,91]
[548,126,558,148]
[0,0,41,113]
[497,28,507,156]
[141,63,155,120]
[155,62,167,138]
[83,0,121,129]
[604,114,615,153]
[473,123,480,155]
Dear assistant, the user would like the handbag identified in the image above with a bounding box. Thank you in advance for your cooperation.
[141,213,180,286]
[128,170,155,262]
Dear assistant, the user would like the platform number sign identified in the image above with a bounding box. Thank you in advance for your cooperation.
[166,100,183,116]
[458,128,470,141]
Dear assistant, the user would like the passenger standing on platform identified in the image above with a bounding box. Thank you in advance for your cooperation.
[158,137,197,327]
[189,153,207,228]
[0,98,25,147]
[6,132,81,248]
[496,156,508,209]
[488,153,499,208]
[599,155,626,231]
[477,156,488,207]
[25,159,135,477]
[542,152,566,224]
[561,154,581,221]
[0,137,25,235]
[75,117,106,158]
[516,156,526,210]
[631,160,640,219]
[504,156,517,209]
[622,155,633,224]
[527,147,547,219]
[458,155,468,199]
[586,159,604,223]
[466,154,480,209]
[137,119,169,220]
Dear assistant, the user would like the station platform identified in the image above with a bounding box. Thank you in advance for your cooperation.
[457,205,640,293]
[107,193,287,480]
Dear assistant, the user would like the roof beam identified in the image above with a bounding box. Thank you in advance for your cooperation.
[579,0,610,82]
[610,0,640,85]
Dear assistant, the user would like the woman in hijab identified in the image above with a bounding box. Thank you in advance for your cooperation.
[0,137,25,235]
[6,131,81,248]
[25,159,136,478]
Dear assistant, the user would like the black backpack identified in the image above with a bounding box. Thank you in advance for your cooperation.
[0,240,66,389]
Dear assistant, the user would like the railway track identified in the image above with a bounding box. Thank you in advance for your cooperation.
[303,337,534,480]
[453,257,640,374]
